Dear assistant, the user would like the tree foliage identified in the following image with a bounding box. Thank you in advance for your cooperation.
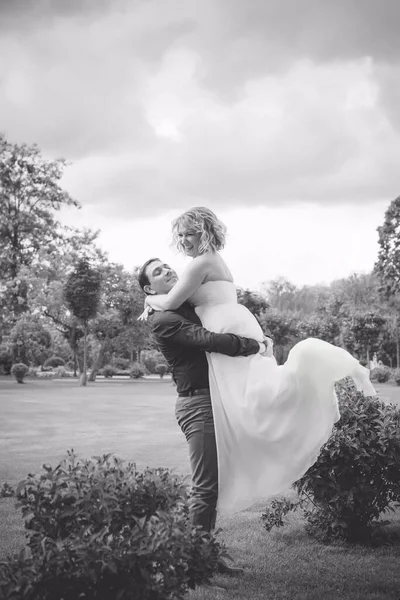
[0,135,79,321]
[64,258,102,325]
[237,287,269,318]
[375,196,400,298]
[64,258,102,385]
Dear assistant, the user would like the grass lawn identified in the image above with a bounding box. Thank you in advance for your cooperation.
[1,377,400,599]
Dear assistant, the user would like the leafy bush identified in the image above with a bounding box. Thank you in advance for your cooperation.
[54,366,72,378]
[130,362,146,379]
[0,453,223,599]
[155,363,168,378]
[370,366,392,383]
[10,363,29,383]
[43,356,65,369]
[394,369,400,386]
[112,357,131,370]
[37,371,55,379]
[0,345,12,375]
[262,379,400,543]
[141,350,165,374]
[0,482,15,498]
[101,364,117,378]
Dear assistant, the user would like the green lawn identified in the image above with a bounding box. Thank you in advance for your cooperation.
[1,377,400,599]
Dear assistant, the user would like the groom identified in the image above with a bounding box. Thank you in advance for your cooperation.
[138,258,270,571]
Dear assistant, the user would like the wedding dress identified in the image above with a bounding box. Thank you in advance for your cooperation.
[191,281,376,514]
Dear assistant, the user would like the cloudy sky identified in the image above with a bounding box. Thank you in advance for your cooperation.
[1,0,399,289]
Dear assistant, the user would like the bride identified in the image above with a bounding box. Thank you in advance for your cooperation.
[142,207,376,514]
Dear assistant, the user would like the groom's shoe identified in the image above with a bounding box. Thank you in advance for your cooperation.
[217,557,244,575]
[200,582,227,592]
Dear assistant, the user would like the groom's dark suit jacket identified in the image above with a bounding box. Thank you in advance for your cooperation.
[149,302,259,395]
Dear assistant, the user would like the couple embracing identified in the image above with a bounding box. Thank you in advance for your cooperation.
[138,207,375,574]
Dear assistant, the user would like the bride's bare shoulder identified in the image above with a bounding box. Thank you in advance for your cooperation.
[193,251,233,282]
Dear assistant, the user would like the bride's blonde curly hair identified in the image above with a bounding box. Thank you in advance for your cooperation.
[172,207,227,255]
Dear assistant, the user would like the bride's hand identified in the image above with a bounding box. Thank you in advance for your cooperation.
[137,306,153,322]
[137,297,153,322]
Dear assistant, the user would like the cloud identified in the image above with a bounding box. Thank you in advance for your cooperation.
[1,0,400,218]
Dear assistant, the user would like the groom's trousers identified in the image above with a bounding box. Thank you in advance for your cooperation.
[175,391,218,532]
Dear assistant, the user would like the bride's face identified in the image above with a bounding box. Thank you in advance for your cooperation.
[178,226,201,257]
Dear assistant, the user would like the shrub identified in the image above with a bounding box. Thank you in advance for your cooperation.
[0,482,15,498]
[262,379,400,543]
[0,345,12,375]
[130,362,146,379]
[102,364,116,378]
[37,371,55,379]
[0,453,224,600]
[43,356,65,369]
[155,363,168,378]
[112,357,131,370]
[370,366,392,383]
[54,365,72,378]
[394,369,400,386]
[10,363,29,383]
[27,366,38,378]
[141,350,165,374]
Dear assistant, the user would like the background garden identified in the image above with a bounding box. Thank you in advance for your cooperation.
[1,135,400,598]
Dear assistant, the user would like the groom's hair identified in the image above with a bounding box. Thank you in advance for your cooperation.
[138,258,161,292]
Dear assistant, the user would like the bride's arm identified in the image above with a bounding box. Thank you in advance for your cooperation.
[147,257,209,311]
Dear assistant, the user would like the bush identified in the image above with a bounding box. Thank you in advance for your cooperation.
[43,356,65,369]
[262,379,400,543]
[155,363,168,378]
[130,362,146,379]
[112,357,131,371]
[54,366,72,378]
[370,366,392,383]
[102,364,117,378]
[10,362,29,383]
[0,452,224,600]
[37,371,55,379]
[27,366,38,378]
[394,369,400,386]
[141,350,165,374]
[0,345,12,375]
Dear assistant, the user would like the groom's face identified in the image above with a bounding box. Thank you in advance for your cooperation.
[144,260,178,295]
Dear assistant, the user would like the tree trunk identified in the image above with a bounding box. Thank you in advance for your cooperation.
[397,329,400,369]
[130,344,136,365]
[366,347,370,366]
[73,349,78,377]
[80,323,88,386]
[88,338,108,382]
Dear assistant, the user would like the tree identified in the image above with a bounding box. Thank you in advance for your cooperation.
[64,258,102,386]
[344,310,387,364]
[262,277,297,312]
[374,196,400,365]
[296,314,340,345]
[258,309,299,364]
[9,316,52,366]
[375,196,400,299]
[237,287,269,318]
[0,135,79,322]
[25,229,106,376]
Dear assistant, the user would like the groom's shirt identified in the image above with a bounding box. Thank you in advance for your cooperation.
[149,302,259,395]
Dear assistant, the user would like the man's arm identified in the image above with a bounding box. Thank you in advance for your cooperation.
[151,311,261,357]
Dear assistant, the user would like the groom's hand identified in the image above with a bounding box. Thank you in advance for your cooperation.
[259,336,273,357]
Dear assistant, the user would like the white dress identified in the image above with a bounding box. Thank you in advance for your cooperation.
[191,281,376,514]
